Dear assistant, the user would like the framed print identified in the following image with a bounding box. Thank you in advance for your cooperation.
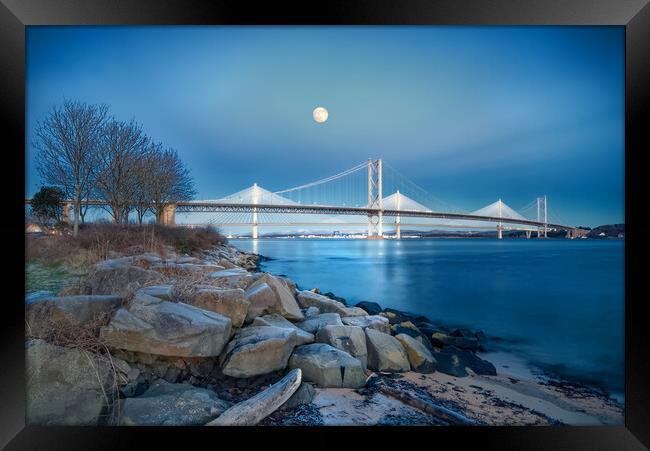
[1,0,649,449]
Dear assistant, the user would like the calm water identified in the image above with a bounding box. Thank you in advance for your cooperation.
[236,238,624,398]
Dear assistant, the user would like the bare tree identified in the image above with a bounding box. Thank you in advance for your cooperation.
[131,143,158,224]
[95,119,150,224]
[35,100,109,236]
[148,146,197,223]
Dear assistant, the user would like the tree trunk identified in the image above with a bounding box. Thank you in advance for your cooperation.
[73,187,80,237]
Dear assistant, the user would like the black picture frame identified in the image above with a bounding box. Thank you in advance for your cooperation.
[2,0,648,448]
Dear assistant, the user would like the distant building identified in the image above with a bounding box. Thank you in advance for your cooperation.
[25,223,43,233]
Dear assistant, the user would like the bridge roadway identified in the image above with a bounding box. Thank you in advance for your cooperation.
[173,201,576,231]
[24,199,577,231]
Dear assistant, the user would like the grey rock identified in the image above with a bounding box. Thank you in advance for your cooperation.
[433,346,497,377]
[391,322,435,352]
[252,314,315,345]
[431,332,480,351]
[395,333,437,373]
[210,268,254,289]
[86,265,162,297]
[26,295,122,338]
[302,306,320,318]
[341,315,391,334]
[289,343,366,388]
[355,301,383,315]
[244,274,304,322]
[119,380,230,426]
[295,313,343,334]
[284,382,316,410]
[220,326,298,378]
[138,285,174,301]
[26,339,124,425]
[189,287,249,328]
[296,290,366,317]
[365,328,410,373]
[315,325,368,369]
[100,293,232,358]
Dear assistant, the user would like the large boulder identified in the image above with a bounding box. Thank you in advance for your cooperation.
[26,339,127,425]
[379,309,410,325]
[342,315,391,334]
[26,295,122,338]
[218,258,238,269]
[220,326,298,378]
[289,343,366,388]
[284,382,316,410]
[365,328,410,373]
[295,313,343,334]
[86,265,162,297]
[355,301,383,315]
[315,325,368,369]
[392,322,435,352]
[100,293,232,358]
[433,346,497,377]
[138,285,174,300]
[395,333,437,374]
[189,288,250,328]
[430,332,480,351]
[296,290,366,317]
[244,274,303,322]
[210,268,254,289]
[252,314,314,345]
[119,380,230,426]
[302,306,320,318]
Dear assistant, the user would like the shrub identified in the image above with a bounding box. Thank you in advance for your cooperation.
[26,223,227,268]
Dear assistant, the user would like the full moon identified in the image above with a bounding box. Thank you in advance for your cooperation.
[313,106,329,123]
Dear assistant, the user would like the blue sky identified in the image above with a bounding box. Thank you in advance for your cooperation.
[26,26,624,227]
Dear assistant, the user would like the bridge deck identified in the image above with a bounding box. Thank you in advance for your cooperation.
[24,199,576,230]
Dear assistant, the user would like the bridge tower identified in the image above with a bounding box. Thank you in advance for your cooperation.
[497,198,503,240]
[536,196,548,238]
[252,183,259,239]
[367,159,383,239]
[161,203,176,226]
[62,202,72,224]
[395,190,401,239]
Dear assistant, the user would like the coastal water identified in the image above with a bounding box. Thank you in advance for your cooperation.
[236,238,624,400]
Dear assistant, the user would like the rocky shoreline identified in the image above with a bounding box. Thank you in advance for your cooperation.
[25,242,623,426]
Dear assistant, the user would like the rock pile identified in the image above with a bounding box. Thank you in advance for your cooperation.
[25,242,498,426]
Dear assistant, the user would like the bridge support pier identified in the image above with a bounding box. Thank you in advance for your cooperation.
[525,230,531,239]
[395,215,401,239]
[62,202,72,224]
[161,203,176,226]
[252,207,258,239]
[497,223,503,240]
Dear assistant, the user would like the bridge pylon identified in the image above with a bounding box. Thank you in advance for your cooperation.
[62,202,72,224]
[367,158,383,239]
[536,196,548,238]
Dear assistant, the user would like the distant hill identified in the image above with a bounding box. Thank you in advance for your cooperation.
[587,224,625,239]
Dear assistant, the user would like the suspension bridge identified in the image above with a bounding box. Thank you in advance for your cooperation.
[27,159,586,239]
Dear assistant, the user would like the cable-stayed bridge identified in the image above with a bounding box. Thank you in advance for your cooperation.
[26,159,584,239]
[165,159,582,239]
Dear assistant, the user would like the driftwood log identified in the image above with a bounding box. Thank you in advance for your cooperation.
[378,384,478,425]
[206,368,302,426]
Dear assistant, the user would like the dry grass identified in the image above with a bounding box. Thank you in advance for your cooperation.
[30,310,129,424]
[33,311,113,353]
[26,223,227,269]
